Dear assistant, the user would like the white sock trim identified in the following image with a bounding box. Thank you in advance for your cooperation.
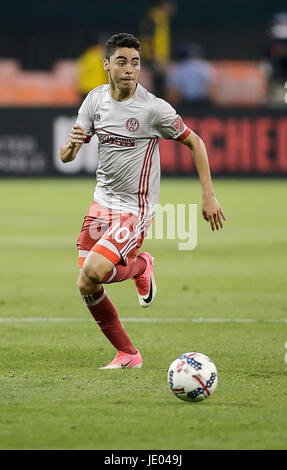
[105,266,117,283]
[82,290,107,307]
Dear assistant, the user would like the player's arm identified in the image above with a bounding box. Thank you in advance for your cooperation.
[180,130,226,231]
[60,125,88,163]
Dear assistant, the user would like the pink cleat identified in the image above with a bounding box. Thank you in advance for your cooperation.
[98,350,143,369]
[133,252,156,308]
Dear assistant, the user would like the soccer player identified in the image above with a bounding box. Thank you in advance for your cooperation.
[60,33,226,369]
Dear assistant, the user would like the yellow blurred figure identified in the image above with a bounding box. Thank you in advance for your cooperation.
[77,40,108,98]
[139,0,176,64]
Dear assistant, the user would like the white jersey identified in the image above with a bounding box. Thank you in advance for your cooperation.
[76,83,190,220]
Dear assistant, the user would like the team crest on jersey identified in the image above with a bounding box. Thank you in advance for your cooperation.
[171,116,184,132]
[95,113,101,122]
[126,118,140,132]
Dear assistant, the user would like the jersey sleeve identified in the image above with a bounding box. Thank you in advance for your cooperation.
[75,92,95,138]
[151,98,191,141]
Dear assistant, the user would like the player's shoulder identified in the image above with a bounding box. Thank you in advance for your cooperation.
[136,83,160,104]
[88,84,110,98]
[136,83,156,101]
[136,83,175,112]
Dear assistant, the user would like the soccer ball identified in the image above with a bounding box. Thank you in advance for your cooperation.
[167,352,218,402]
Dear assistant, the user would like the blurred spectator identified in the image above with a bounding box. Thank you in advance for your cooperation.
[264,12,287,79]
[139,0,175,64]
[76,32,108,99]
[260,12,287,106]
[166,42,216,107]
[138,0,176,96]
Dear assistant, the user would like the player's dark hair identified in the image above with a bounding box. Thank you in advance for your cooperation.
[105,33,141,60]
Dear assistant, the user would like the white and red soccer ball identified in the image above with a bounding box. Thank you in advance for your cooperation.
[167,352,218,402]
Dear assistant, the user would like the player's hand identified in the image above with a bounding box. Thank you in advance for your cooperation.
[202,195,226,231]
[69,125,88,145]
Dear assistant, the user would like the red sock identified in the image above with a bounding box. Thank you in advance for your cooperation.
[82,286,136,355]
[101,256,146,284]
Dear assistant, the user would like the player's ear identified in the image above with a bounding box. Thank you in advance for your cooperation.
[104,59,109,71]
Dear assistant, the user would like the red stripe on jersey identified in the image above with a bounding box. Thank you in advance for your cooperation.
[138,138,155,218]
[138,139,152,215]
[142,139,157,219]
[95,128,129,138]
[140,139,157,219]
[176,128,191,141]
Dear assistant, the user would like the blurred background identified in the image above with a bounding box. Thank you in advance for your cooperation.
[1,1,287,452]
[0,0,286,177]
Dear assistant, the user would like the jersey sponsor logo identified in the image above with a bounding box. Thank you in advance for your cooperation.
[97,134,135,147]
[126,118,140,132]
[95,113,101,122]
[171,116,184,133]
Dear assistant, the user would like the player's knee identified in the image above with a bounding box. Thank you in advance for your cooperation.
[77,275,89,294]
[82,251,114,284]
[77,271,102,295]
[82,256,108,284]
[82,263,101,284]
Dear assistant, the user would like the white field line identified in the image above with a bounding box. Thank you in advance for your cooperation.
[0,317,286,324]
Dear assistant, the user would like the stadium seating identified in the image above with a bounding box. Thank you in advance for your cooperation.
[210,61,268,106]
[0,59,80,106]
[0,58,267,107]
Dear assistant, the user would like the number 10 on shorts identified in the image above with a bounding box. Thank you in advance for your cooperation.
[106,223,131,244]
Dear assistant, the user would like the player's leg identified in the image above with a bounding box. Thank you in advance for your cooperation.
[79,252,114,291]
[93,216,156,307]
[77,253,142,366]
[132,252,156,308]
[76,203,142,368]
[100,255,146,283]
[100,253,156,307]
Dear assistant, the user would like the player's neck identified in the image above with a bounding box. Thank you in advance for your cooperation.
[109,82,137,102]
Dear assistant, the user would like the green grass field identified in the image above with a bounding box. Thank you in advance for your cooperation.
[0,177,286,450]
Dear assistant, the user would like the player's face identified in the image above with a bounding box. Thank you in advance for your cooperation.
[104,48,141,93]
